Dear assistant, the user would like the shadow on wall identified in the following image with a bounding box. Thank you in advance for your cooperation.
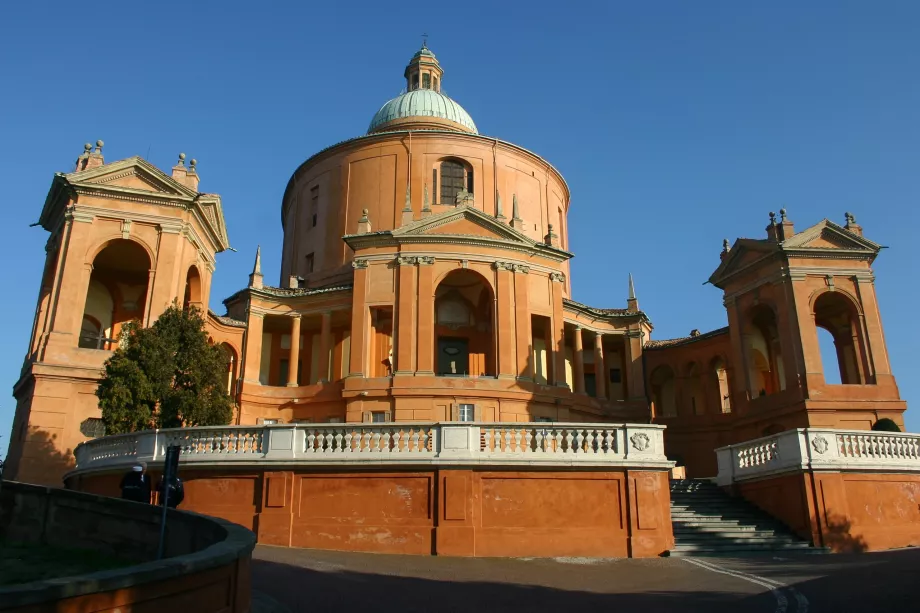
[5,430,76,487]
[822,514,869,553]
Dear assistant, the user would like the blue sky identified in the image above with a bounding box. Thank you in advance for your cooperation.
[1,1,918,455]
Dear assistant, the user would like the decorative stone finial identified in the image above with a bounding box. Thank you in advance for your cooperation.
[690,329,701,337]
[189,158,197,169]
[769,211,776,225]
[403,183,412,212]
[722,238,730,253]
[496,191,505,219]
[177,153,186,165]
[423,182,430,211]
[362,208,369,218]
[357,208,372,234]
[779,208,787,221]
[845,211,855,225]
[83,143,92,153]
[253,245,262,275]
[95,140,104,152]
[628,273,636,300]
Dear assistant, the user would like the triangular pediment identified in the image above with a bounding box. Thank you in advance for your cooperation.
[393,205,534,244]
[707,239,778,287]
[780,220,881,252]
[67,157,197,199]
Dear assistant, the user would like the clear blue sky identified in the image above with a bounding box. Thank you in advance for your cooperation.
[1,1,918,455]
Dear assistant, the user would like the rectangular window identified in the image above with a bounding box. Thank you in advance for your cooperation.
[610,368,622,383]
[278,359,289,386]
[372,412,388,423]
[310,186,318,228]
[466,169,474,193]
[585,373,597,398]
[422,73,431,89]
[458,404,475,422]
[305,253,314,274]
[433,76,438,91]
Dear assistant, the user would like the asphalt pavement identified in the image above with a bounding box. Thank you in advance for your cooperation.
[252,544,920,612]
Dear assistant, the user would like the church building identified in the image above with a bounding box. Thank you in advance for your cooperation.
[6,45,907,485]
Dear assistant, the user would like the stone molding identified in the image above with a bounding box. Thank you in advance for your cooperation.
[70,423,673,474]
[352,259,368,269]
[715,428,920,486]
[549,271,566,283]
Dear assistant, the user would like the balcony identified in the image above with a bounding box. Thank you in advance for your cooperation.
[72,422,672,474]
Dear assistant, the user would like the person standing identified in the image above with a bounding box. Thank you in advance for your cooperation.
[156,473,185,509]
[119,462,151,503]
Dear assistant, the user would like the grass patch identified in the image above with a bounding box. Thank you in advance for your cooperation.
[0,540,134,586]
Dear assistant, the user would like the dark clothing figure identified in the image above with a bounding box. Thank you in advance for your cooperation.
[120,469,151,503]
[157,476,185,508]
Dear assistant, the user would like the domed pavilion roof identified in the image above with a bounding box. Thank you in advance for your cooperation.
[368,89,478,134]
[366,44,478,135]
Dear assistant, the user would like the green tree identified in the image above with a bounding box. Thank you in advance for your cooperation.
[96,303,233,435]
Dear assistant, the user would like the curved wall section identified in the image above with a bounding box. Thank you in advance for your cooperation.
[0,481,254,613]
[280,131,571,292]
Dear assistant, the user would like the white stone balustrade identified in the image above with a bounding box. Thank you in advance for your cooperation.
[70,422,671,474]
[715,428,920,486]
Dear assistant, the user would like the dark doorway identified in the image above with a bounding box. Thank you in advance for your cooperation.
[438,337,469,376]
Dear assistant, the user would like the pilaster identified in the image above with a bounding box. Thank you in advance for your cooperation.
[625,330,646,399]
[415,257,435,375]
[572,326,586,394]
[513,265,532,380]
[242,311,264,384]
[594,333,607,401]
[550,272,567,387]
[494,261,516,379]
[395,256,417,375]
[348,259,369,377]
[286,314,301,387]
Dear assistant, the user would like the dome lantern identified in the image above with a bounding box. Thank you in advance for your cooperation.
[368,44,478,134]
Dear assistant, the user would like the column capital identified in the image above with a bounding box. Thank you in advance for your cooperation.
[549,271,566,283]
[594,332,604,347]
[417,256,435,265]
[492,261,515,271]
[248,310,265,320]
[396,255,418,266]
[64,206,95,224]
[626,330,643,339]
[352,258,369,269]
[288,311,302,319]
[513,264,530,274]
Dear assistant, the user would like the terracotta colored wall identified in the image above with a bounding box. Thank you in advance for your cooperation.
[1,481,253,613]
[734,471,920,553]
[71,466,674,558]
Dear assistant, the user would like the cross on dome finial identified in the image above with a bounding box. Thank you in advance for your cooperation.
[422,33,428,48]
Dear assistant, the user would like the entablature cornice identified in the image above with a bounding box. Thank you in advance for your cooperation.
[351,252,559,277]
[343,232,573,263]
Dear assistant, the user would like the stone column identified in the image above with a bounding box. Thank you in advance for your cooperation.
[46,210,94,340]
[287,313,301,387]
[550,272,567,387]
[395,256,416,375]
[513,265,532,380]
[594,332,607,401]
[147,222,184,323]
[416,257,435,375]
[853,275,892,380]
[317,311,332,383]
[494,262,516,379]
[725,295,752,406]
[348,259,369,377]
[625,330,646,399]
[573,326,586,394]
[789,281,825,391]
[242,311,264,385]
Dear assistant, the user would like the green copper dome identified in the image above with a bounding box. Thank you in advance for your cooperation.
[367,89,478,134]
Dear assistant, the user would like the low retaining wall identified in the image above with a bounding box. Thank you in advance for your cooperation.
[716,428,920,552]
[67,422,676,558]
[0,481,255,612]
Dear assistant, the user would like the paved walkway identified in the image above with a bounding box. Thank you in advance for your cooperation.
[252,545,920,612]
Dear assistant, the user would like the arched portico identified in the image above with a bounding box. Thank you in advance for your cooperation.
[434,268,495,377]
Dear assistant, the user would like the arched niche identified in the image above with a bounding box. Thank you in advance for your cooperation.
[79,239,150,349]
[184,265,203,311]
[434,268,494,377]
[746,305,785,397]
[650,365,677,417]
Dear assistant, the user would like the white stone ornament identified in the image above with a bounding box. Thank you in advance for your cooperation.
[630,432,650,451]
[811,435,830,454]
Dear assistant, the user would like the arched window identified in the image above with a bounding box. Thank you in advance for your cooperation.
[814,292,867,384]
[437,160,473,205]
[650,366,677,417]
[434,270,494,377]
[746,305,785,397]
[685,362,705,415]
[79,239,150,350]
[711,357,731,413]
[184,266,202,311]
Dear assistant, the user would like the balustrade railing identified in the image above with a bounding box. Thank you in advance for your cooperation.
[71,422,669,474]
[716,428,920,486]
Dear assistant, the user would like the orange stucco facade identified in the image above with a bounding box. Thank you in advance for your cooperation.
[67,466,675,559]
[6,44,908,487]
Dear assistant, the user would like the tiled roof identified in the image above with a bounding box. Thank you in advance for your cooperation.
[644,326,729,349]
[208,310,247,328]
[563,298,648,321]
[222,283,353,306]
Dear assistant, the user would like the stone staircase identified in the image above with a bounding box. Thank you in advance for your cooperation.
[669,479,817,556]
